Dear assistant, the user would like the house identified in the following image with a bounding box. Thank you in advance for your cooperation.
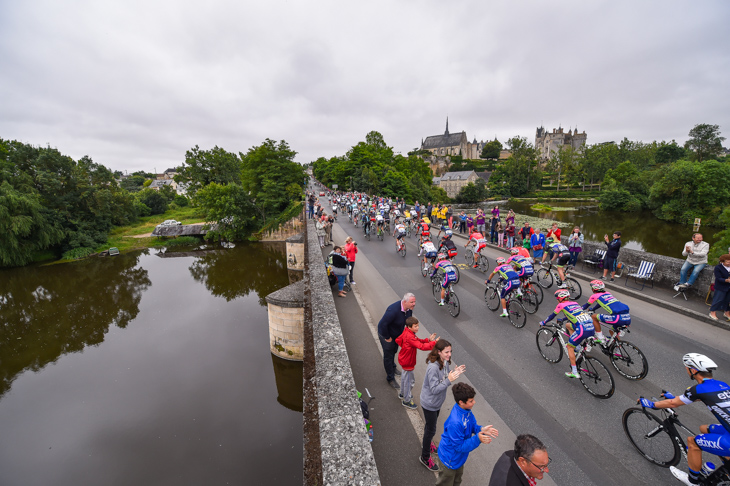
[163,168,178,180]
[438,170,480,198]
[149,179,177,191]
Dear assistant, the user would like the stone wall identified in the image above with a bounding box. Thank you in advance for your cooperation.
[563,236,714,291]
[259,211,305,242]
[286,233,305,271]
[265,280,305,361]
[303,218,380,485]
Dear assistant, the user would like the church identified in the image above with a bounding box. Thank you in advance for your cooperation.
[420,118,484,160]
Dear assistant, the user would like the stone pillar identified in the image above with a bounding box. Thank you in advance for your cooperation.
[286,233,304,271]
[265,280,305,361]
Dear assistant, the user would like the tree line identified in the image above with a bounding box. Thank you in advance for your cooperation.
[0,138,305,267]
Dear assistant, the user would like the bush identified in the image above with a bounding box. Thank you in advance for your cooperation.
[164,236,201,248]
[62,247,95,260]
[174,195,189,207]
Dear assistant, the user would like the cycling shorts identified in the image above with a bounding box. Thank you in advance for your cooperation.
[396,231,406,239]
[694,425,730,456]
[441,272,458,288]
[377,220,384,226]
[425,251,437,260]
[597,313,631,328]
[500,279,521,299]
[555,254,570,267]
[518,267,534,278]
[447,249,458,258]
[476,242,487,252]
[568,321,596,347]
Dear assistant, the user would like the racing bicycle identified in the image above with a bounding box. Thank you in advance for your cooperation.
[395,237,406,257]
[484,282,527,328]
[464,241,490,273]
[536,262,582,299]
[431,275,460,318]
[596,324,649,380]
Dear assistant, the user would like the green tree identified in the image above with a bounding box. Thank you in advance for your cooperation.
[709,208,730,261]
[655,141,686,165]
[455,179,488,203]
[194,183,258,241]
[480,139,502,159]
[176,145,242,195]
[136,188,168,215]
[488,137,540,197]
[685,124,725,162]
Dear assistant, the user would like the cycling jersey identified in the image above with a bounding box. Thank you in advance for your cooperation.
[395,224,406,238]
[680,379,730,456]
[545,301,593,326]
[422,241,437,257]
[494,263,520,282]
[431,260,457,286]
[549,243,569,257]
[420,223,431,236]
[508,255,534,278]
[469,232,484,241]
[584,291,630,314]
[439,239,457,255]
[376,214,384,225]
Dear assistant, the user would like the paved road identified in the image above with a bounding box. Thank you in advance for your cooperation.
[328,217,730,486]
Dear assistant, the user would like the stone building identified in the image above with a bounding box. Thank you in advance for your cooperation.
[436,170,480,198]
[421,118,485,160]
[535,126,587,161]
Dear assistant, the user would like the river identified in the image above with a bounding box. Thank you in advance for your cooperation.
[0,243,302,486]
[472,200,721,258]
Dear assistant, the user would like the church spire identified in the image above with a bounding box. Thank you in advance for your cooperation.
[445,117,449,135]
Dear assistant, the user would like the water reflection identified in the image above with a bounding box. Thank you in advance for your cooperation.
[271,354,304,412]
[501,201,720,257]
[0,253,151,397]
[187,242,291,305]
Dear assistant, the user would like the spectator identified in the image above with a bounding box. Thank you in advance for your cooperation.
[308,194,315,219]
[415,201,421,220]
[466,214,474,235]
[395,317,438,409]
[675,233,710,291]
[530,228,545,260]
[344,236,358,284]
[490,213,500,244]
[505,210,515,227]
[492,205,500,219]
[426,202,433,222]
[330,246,349,298]
[459,211,467,234]
[519,222,533,249]
[419,339,465,472]
[324,215,334,246]
[546,223,561,244]
[315,216,326,248]
[567,226,584,267]
[377,293,417,389]
[497,222,505,247]
[436,383,499,486]
[446,206,454,229]
[708,254,730,321]
[505,221,516,249]
[475,210,487,235]
[601,231,622,281]
[488,434,550,486]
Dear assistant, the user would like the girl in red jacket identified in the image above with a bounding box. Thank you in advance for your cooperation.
[396,317,438,409]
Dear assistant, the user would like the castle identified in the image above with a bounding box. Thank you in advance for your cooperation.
[535,126,587,161]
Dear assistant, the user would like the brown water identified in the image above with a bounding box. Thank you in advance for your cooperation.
[0,243,302,486]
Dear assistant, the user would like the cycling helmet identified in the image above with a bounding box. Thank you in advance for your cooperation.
[496,257,506,265]
[510,247,520,255]
[589,280,605,292]
[546,237,555,244]
[682,353,718,373]
[437,252,448,261]
[445,230,453,237]
[554,289,571,302]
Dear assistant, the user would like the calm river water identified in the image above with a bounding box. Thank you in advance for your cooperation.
[0,243,302,486]
[487,200,721,258]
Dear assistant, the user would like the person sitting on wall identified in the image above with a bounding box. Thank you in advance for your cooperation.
[674,233,710,292]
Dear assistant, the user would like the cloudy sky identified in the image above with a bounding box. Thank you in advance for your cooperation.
[1,0,728,173]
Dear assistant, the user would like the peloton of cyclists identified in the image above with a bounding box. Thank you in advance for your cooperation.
[485,257,522,318]
[507,248,535,282]
[638,354,730,486]
[582,279,631,344]
[430,252,458,306]
[539,289,595,379]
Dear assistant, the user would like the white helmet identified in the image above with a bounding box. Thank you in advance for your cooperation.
[683,353,718,373]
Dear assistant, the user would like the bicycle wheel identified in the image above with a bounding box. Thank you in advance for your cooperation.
[610,341,649,380]
[577,356,615,399]
[530,283,544,304]
[536,268,553,288]
[432,280,441,302]
[464,248,473,264]
[564,277,582,300]
[452,264,460,284]
[622,408,680,467]
[508,300,526,328]
[521,288,539,314]
[478,254,490,273]
[448,290,460,317]
[378,230,383,241]
[536,327,563,363]
[421,263,429,278]
[397,241,406,257]
[485,286,500,311]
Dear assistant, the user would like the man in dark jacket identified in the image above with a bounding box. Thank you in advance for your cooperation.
[488,434,550,486]
[377,293,416,388]
[602,231,622,281]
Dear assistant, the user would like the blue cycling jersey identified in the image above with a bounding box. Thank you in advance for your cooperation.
[681,379,730,434]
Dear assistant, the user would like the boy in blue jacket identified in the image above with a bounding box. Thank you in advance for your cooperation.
[436,383,499,485]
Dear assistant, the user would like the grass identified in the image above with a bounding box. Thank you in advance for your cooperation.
[530,203,578,212]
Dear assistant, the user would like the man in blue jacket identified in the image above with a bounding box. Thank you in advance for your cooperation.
[377,293,416,388]
[601,231,622,281]
[437,383,499,485]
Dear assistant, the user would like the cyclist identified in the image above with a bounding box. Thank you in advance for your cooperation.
[352,205,359,227]
[394,220,407,251]
[511,245,531,259]
[545,238,571,288]
[638,354,730,486]
[468,231,487,268]
[507,248,534,282]
[485,257,521,318]
[375,212,385,236]
[418,218,432,245]
[438,230,458,258]
[539,289,595,379]
[582,280,630,343]
[420,238,438,272]
[431,252,458,306]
